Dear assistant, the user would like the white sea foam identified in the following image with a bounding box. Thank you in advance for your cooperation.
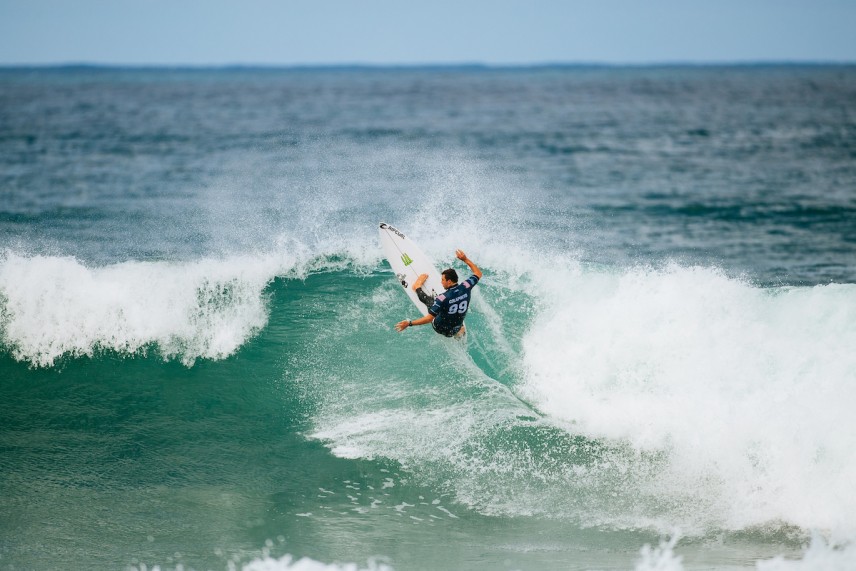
[756,535,856,570]
[0,240,380,367]
[0,251,278,366]
[520,263,856,536]
[242,554,393,571]
[634,534,683,571]
[129,554,393,571]
[632,534,856,571]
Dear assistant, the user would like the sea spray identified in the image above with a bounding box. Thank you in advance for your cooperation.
[634,533,683,571]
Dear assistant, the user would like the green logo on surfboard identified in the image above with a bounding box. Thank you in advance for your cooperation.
[401,253,414,266]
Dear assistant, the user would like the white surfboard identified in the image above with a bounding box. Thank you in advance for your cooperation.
[378,222,444,314]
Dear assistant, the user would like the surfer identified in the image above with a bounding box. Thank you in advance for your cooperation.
[395,249,482,338]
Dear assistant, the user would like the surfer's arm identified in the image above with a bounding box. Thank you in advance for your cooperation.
[456,250,482,280]
[395,314,433,332]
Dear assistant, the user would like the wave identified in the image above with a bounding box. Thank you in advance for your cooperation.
[3,233,854,541]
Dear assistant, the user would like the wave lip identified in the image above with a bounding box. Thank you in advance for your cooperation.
[0,251,279,367]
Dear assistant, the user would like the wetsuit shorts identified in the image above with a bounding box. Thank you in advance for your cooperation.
[431,320,462,337]
[416,287,461,336]
[415,287,435,309]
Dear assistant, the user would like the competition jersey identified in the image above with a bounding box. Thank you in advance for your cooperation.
[428,275,480,335]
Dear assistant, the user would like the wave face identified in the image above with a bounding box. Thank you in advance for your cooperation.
[2,66,856,571]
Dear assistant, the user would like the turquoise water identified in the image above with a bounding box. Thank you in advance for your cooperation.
[1,66,856,570]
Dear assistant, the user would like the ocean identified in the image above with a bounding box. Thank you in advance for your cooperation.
[1,65,855,571]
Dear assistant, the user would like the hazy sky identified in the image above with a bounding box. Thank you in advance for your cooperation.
[1,0,855,66]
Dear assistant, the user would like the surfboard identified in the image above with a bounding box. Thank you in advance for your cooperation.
[378,222,444,314]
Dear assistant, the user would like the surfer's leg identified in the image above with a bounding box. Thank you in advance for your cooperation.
[454,324,466,338]
[413,274,435,306]
[415,288,435,307]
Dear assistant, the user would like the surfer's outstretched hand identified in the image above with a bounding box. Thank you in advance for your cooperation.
[455,249,483,279]
[394,320,410,332]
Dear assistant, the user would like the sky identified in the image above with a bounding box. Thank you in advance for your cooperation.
[1,0,855,66]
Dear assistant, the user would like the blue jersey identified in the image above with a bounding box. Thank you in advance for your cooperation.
[428,275,479,336]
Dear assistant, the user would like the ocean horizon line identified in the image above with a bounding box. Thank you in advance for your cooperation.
[1,60,854,73]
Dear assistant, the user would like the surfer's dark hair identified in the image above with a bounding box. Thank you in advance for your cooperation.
[442,268,458,283]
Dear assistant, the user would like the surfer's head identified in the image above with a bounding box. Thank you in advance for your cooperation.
[441,268,458,287]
